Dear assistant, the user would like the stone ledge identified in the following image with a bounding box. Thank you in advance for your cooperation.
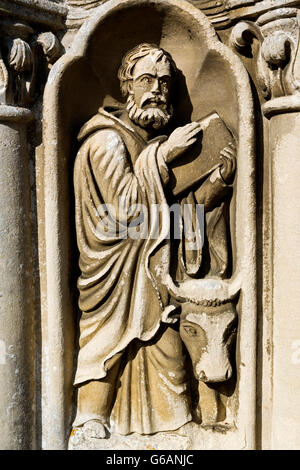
[192,0,300,29]
[0,0,68,30]
[262,95,300,118]
[0,105,34,123]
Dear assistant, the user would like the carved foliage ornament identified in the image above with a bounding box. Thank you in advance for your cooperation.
[230,8,300,100]
[0,23,61,106]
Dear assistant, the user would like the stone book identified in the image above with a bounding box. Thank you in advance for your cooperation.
[170,112,234,196]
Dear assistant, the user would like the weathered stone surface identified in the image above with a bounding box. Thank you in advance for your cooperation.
[69,421,245,450]
[0,105,35,449]
[41,0,256,450]
[229,2,300,449]
[0,0,65,451]
[0,0,67,29]
[0,0,300,451]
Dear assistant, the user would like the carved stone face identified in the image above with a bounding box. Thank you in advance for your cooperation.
[126,52,173,130]
[130,54,172,109]
[179,302,237,383]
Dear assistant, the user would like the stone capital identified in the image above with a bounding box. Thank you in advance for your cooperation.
[0,20,62,107]
[229,4,300,117]
[0,1,66,107]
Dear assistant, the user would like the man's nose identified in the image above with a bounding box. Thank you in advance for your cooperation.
[150,78,160,94]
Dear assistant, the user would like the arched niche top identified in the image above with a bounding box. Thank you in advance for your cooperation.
[42,0,256,450]
[48,0,251,142]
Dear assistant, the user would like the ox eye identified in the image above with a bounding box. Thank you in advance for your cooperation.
[183,325,197,337]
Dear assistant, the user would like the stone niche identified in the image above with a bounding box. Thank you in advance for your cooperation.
[42,0,256,450]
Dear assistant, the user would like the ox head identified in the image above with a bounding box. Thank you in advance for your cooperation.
[179,300,237,383]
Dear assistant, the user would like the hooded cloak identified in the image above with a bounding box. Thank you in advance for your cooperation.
[73,106,231,433]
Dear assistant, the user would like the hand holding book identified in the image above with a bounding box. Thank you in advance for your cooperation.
[167,112,236,196]
[159,121,202,163]
[219,142,236,185]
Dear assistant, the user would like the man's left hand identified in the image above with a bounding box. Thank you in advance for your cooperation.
[219,142,236,185]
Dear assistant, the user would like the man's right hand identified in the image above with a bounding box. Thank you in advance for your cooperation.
[160,122,202,163]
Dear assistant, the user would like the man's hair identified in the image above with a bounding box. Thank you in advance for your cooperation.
[118,43,178,97]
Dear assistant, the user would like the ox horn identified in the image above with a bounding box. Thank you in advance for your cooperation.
[163,274,241,304]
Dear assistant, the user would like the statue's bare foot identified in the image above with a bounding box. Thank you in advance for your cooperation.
[82,419,107,439]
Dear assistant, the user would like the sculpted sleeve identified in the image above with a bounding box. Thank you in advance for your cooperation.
[87,129,144,223]
[80,129,169,224]
[194,167,231,212]
[73,126,175,385]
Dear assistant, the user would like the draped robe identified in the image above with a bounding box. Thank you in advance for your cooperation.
[73,107,231,434]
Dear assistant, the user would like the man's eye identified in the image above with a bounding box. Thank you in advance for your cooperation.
[142,76,150,83]
[183,325,197,337]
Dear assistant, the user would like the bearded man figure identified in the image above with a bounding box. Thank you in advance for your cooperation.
[72,44,236,438]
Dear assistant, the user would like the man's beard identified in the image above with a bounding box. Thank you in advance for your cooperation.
[126,93,173,130]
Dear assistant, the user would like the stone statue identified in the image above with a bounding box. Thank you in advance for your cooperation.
[72,43,236,438]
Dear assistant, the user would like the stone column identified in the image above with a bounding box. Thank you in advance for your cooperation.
[263,97,300,450]
[0,105,35,449]
[0,4,64,448]
[231,6,300,449]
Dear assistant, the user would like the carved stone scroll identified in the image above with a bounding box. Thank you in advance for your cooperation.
[230,7,300,116]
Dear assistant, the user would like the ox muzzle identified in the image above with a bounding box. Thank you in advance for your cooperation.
[179,301,237,383]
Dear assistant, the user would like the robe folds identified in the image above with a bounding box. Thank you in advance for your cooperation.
[73,107,231,434]
[74,107,177,386]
